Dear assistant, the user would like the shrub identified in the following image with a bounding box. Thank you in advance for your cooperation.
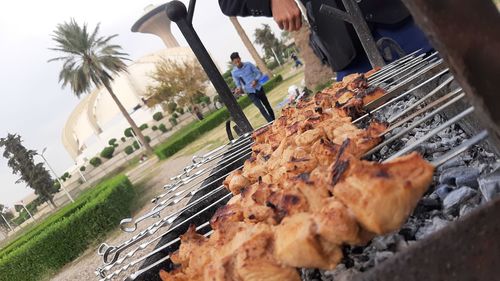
[100,146,115,159]
[145,136,151,143]
[169,117,178,126]
[175,107,184,115]
[154,95,253,160]
[200,96,211,105]
[159,124,168,133]
[166,102,177,114]
[151,125,158,131]
[152,112,163,121]
[108,138,117,146]
[0,175,135,281]
[132,141,140,150]
[139,124,148,131]
[89,157,102,167]
[60,172,71,182]
[79,166,86,172]
[120,137,126,142]
[124,145,134,155]
[262,74,283,93]
[266,60,279,70]
[124,127,134,138]
[172,113,179,119]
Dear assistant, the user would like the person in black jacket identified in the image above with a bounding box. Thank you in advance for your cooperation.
[219,0,432,81]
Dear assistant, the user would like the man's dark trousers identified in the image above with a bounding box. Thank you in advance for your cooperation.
[247,88,275,122]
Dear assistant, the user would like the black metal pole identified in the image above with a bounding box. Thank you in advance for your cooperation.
[166,0,253,133]
[320,0,386,68]
[340,0,385,68]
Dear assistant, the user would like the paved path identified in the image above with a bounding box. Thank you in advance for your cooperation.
[50,151,205,281]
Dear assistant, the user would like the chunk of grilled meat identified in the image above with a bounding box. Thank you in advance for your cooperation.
[161,222,301,281]
[160,72,432,281]
[333,152,435,234]
[223,170,251,195]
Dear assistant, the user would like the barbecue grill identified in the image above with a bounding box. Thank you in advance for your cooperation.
[95,1,500,280]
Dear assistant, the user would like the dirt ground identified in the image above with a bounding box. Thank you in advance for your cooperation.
[49,151,206,281]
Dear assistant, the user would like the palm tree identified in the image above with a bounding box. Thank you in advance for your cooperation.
[48,19,154,155]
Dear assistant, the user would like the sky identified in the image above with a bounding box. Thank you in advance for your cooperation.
[0,0,282,207]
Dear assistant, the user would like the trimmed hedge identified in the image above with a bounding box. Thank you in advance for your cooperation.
[0,175,135,281]
[90,156,102,167]
[153,76,283,160]
[262,74,283,93]
[153,112,163,121]
[100,146,115,159]
[124,127,134,138]
[159,124,168,133]
[124,145,134,155]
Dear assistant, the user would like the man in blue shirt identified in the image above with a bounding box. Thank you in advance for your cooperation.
[230,52,275,122]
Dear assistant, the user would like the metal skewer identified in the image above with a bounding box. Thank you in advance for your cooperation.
[431,130,489,167]
[100,185,228,265]
[368,53,426,85]
[380,54,440,90]
[385,106,475,161]
[123,230,214,281]
[353,68,450,124]
[100,190,230,279]
[386,76,455,123]
[367,49,422,81]
[96,221,212,279]
[364,92,466,157]
[120,161,245,233]
[364,58,445,111]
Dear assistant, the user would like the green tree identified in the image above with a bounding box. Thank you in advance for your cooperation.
[0,134,57,207]
[145,59,209,109]
[254,24,287,63]
[48,19,153,155]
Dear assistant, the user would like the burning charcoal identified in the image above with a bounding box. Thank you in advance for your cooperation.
[437,158,466,172]
[415,217,449,240]
[455,173,479,189]
[420,197,441,210]
[301,268,321,281]
[459,203,475,217]
[374,251,394,266]
[399,222,418,241]
[320,264,359,281]
[434,184,454,201]
[478,171,500,202]
[442,186,477,213]
[439,167,479,186]
[371,234,401,251]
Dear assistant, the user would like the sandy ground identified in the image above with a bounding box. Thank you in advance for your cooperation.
[50,151,206,281]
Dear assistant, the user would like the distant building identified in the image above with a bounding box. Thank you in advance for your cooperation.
[62,47,197,163]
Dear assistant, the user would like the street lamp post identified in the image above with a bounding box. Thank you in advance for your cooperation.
[0,213,13,232]
[14,203,35,222]
[76,162,87,183]
[39,147,75,203]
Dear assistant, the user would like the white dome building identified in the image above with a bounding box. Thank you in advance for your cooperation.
[62,47,199,163]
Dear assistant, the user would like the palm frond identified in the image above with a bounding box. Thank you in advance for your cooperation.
[49,19,129,96]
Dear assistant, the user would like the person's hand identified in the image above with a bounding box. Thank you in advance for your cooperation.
[251,80,258,88]
[271,0,302,31]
